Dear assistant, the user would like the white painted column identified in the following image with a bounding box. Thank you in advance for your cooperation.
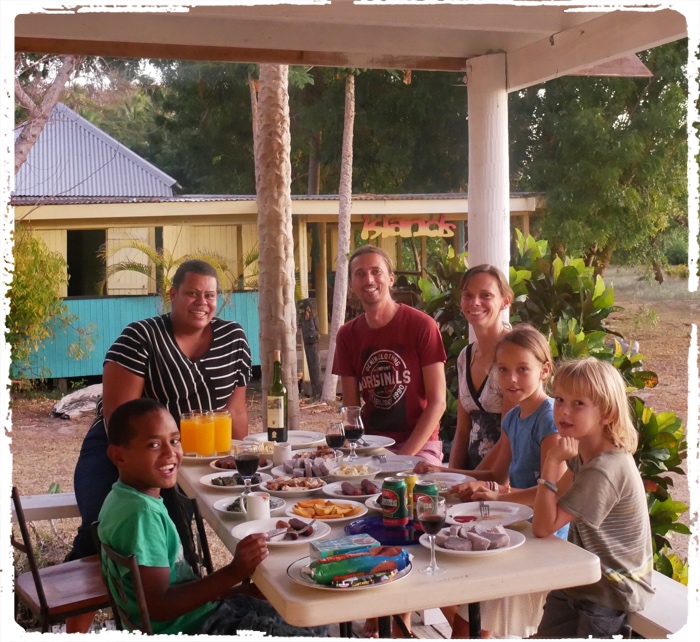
[466,53,510,277]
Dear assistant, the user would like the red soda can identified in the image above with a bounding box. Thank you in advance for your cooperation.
[381,477,409,527]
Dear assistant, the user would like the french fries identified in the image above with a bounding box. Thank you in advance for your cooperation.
[292,499,362,519]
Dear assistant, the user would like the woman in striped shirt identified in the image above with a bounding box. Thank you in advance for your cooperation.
[68,260,251,561]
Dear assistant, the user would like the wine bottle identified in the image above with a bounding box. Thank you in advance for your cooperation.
[267,350,288,442]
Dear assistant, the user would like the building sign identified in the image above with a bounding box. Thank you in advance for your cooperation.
[361,214,456,240]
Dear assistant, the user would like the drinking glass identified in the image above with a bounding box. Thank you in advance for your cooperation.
[326,422,345,451]
[213,410,232,455]
[195,411,215,457]
[340,406,364,462]
[416,495,446,575]
[234,443,260,496]
[179,412,198,456]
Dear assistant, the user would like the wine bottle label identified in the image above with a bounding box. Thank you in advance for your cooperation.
[267,396,285,428]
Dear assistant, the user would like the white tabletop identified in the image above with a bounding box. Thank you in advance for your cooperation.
[178,461,601,628]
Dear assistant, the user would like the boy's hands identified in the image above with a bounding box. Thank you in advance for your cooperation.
[229,533,269,580]
[413,461,439,474]
[451,481,489,501]
[548,436,579,464]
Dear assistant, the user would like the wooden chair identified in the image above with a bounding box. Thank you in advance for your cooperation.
[10,486,110,633]
[174,485,214,576]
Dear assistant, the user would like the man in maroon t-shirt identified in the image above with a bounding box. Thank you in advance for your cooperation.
[332,245,447,465]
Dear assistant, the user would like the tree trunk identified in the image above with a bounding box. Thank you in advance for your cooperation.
[255,64,300,430]
[322,73,355,403]
[15,55,82,175]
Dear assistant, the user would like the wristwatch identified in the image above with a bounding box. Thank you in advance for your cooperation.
[537,478,558,493]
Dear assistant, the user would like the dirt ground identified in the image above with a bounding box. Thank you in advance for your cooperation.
[7,267,697,569]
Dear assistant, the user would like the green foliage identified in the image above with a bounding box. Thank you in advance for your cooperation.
[416,245,469,451]
[7,226,95,379]
[509,41,688,271]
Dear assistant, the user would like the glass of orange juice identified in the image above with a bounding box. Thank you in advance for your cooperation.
[179,412,199,456]
[213,410,232,455]
[195,411,216,457]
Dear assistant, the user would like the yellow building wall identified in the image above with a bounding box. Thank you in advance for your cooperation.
[106,227,154,295]
[35,229,68,297]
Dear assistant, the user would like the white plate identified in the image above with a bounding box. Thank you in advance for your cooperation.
[285,499,368,523]
[259,479,327,497]
[420,527,526,557]
[365,495,382,512]
[446,501,533,527]
[231,517,331,547]
[340,435,396,454]
[199,471,272,491]
[353,455,422,475]
[210,457,273,473]
[244,431,327,449]
[287,556,413,591]
[323,480,383,501]
[328,464,381,481]
[212,495,287,517]
[418,472,475,494]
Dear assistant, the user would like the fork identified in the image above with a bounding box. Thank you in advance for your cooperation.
[479,499,490,518]
[372,454,387,464]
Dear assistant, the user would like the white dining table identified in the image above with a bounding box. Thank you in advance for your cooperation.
[177,459,601,637]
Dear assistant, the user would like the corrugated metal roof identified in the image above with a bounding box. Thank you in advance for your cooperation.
[14,103,177,198]
[10,192,543,206]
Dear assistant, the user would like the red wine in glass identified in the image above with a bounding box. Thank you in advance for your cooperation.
[344,426,364,442]
[326,433,345,448]
[420,514,446,536]
[234,453,259,478]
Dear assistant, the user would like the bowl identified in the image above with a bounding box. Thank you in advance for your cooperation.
[328,463,381,481]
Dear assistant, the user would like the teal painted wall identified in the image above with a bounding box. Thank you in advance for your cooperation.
[24,292,260,379]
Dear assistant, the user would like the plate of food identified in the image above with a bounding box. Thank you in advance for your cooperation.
[272,446,343,479]
[210,455,273,473]
[418,472,475,494]
[199,471,272,491]
[420,524,526,557]
[352,455,422,475]
[213,495,286,517]
[340,435,395,454]
[446,501,533,527]
[244,431,327,450]
[260,476,326,497]
[323,479,382,500]
[287,556,412,591]
[328,463,381,481]
[231,517,331,547]
[287,498,367,522]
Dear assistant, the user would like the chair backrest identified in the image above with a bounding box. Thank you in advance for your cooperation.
[10,487,49,618]
[91,522,153,635]
[174,486,214,576]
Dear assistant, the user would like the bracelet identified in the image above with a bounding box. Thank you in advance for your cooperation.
[537,478,558,493]
[505,483,512,494]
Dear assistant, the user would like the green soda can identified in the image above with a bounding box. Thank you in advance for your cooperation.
[396,472,418,521]
[381,476,409,527]
[413,479,439,530]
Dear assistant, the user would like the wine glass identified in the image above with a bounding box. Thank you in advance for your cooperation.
[233,443,259,497]
[416,495,446,575]
[340,406,364,462]
[326,422,345,452]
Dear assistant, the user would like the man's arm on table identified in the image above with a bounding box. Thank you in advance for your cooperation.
[396,361,446,457]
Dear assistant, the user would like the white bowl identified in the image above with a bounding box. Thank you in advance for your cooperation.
[327,463,381,481]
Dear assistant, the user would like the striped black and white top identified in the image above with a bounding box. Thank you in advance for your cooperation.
[96,314,251,432]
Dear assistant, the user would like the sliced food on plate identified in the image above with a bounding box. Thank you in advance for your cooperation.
[263,476,325,492]
[291,498,364,520]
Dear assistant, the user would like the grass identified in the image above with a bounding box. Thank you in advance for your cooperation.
[606,266,697,302]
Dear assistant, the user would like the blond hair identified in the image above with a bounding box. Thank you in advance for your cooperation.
[553,358,638,452]
[496,324,553,383]
[459,264,514,304]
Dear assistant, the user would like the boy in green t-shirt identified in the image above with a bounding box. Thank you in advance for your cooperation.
[98,398,327,636]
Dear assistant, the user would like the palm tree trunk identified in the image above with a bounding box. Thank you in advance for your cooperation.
[322,73,355,402]
[255,64,300,429]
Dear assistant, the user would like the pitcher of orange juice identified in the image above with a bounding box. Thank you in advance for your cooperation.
[195,411,216,457]
[179,412,199,456]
